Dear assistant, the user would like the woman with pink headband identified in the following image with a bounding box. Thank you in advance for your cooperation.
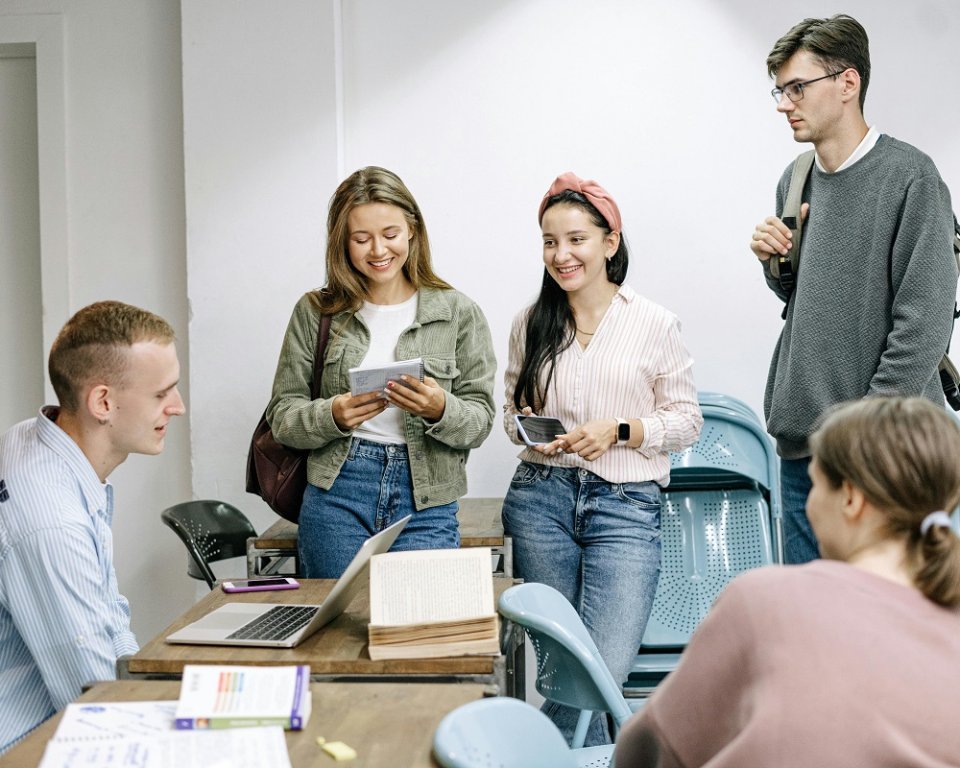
[502,172,703,746]
[614,396,960,766]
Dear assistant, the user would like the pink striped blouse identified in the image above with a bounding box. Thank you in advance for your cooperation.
[503,284,703,486]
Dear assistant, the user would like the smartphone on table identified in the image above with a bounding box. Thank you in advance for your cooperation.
[514,414,568,447]
[220,576,300,593]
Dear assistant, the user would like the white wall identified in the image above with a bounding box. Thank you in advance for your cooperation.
[185,0,960,540]
[1,0,957,643]
[0,0,193,640]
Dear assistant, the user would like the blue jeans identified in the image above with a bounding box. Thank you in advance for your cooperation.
[298,438,460,578]
[502,462,661,747]
[781,456,819,564]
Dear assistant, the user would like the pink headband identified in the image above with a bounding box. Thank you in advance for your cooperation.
[538,171,622,233]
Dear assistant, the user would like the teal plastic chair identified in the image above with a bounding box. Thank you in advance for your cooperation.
[497,583,632,755]
[433,697,614,768]
[628,395,781,695]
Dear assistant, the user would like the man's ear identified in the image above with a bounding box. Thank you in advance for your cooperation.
[86,384,112,424]
[839,68,861,106]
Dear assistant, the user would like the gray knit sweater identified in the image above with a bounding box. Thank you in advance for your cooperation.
[762,135,957,458]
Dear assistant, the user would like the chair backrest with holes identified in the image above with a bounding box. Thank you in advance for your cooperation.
[433,697,578,768]
[497,583,632,729]
[160,500,256,588]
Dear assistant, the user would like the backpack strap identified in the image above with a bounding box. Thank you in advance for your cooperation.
[769,150,816,293]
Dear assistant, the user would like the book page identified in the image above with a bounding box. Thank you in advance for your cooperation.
[370,547,495,625]
[349,357,423,396]
[39,726,291,768]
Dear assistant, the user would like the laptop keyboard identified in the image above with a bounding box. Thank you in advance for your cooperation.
[227,605,319,641]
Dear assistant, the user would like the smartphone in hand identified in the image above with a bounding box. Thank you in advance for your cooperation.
[515,414,567,447]
[221,577,300,593]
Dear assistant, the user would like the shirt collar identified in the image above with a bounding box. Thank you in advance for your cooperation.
[816,125,880,173]
[37,405,111,515]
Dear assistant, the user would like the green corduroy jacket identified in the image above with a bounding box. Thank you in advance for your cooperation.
[266,287,496,510]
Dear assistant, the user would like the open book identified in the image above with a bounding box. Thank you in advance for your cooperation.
[367,547,500,660]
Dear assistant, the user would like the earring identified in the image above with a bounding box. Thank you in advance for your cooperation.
[98,417,108,426]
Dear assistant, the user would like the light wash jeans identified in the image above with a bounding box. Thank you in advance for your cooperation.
[780,456,819,564]
[298,438,459,578]
[502,461,661,747]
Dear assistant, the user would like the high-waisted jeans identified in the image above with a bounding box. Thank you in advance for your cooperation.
[298,438,459,578]
[502,461,661,747]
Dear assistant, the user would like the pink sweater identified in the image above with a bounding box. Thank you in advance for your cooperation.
[614,561,960,767]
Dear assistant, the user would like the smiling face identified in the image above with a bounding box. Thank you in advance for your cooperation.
[347,202,415,303]
[541,203,619,297]
[774,50,846,145]
[106,341,185,458]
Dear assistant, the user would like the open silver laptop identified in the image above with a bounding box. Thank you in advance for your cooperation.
[165,515,410,648]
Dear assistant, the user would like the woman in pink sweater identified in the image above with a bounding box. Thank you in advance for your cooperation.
[614,396,960,767]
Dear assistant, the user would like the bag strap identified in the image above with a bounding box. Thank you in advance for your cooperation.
[770,149,816,293]
[310,314,332,400]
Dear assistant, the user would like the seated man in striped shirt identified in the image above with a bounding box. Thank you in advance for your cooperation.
[0,301,185,753]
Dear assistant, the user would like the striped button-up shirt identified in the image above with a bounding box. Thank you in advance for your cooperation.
[0,407,137,753]
[504,285,703,486]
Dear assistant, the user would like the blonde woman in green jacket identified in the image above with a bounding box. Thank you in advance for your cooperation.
[266,167,497,578]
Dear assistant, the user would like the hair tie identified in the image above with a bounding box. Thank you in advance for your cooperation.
[920,510,953,536]
[538,171,622,233]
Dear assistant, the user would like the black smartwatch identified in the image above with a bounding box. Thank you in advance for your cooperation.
[615,417,630,444]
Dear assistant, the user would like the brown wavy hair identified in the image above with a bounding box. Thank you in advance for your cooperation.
[810,397,960,607]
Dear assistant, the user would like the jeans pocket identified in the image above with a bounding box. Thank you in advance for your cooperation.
[616,481,660,508]
[616,483,662,535]
[509,460,543,487]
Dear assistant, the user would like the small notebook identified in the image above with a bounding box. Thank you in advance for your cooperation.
[349,357,424,399]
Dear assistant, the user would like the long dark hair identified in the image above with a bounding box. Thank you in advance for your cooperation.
[513,190,629,411]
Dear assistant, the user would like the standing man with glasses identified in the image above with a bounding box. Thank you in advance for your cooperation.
[749,14,957,564]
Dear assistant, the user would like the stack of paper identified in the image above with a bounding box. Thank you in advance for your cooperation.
[367,547,500,660]
[38,700,291,768]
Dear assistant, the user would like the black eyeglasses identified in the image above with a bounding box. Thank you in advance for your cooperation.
[771,70,846,103]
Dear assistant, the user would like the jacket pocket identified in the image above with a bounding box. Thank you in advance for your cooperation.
[321,342,349,398]
[423,355,460,388]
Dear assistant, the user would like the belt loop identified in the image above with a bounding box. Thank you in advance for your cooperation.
[347,437,360,460]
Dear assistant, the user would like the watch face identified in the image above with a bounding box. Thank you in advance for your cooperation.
[617,422,630,441]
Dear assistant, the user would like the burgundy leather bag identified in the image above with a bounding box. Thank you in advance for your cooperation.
[246,314,331,522]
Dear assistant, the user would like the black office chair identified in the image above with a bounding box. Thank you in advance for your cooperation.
[161,500,257,589]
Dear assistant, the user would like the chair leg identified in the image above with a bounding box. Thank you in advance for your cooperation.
[572,709,592,749]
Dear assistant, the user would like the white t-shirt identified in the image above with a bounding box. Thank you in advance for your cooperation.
[353,293,418,445]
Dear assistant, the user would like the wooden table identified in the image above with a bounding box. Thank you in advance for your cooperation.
[0,679,489,768]
[247,497,511,577]
[118,577,524,698]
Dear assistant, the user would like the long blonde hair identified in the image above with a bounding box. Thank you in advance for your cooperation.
[810,397,960,607]
[311,166,451,315]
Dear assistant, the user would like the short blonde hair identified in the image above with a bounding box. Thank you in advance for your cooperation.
[810,397,960,606]
[48,300,175,412]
